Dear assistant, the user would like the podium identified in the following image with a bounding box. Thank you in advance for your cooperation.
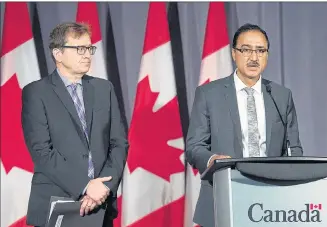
[201,157,327,227]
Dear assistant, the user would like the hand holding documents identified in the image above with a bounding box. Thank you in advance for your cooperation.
[46,196,106,227]
[80,195,98,216]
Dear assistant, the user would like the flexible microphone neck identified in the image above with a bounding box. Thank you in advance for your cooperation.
[266,84,290,156]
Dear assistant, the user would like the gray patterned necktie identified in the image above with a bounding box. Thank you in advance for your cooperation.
[244,87,260,157]
[69,83,95,178]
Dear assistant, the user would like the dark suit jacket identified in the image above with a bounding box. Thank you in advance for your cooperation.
[21,70,128,226]
[185,74,303,227]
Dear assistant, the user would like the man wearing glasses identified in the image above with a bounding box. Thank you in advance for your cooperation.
[22,22,128,227]
[185,23,303,227]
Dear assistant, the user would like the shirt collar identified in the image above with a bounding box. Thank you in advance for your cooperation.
[233,69,262,94]
[57,69,82,87]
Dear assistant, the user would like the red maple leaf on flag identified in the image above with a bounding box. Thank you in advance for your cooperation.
[127,196,185,227]
[127,76,184,182]
[0,74,34,174]
[9,216,32,227]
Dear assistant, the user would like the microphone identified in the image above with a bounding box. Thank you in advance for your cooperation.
[265,84,290,156]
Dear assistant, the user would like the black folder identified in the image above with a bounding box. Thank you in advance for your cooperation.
[46,196,106,227]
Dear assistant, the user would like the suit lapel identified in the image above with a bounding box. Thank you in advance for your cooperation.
[50,71,89,148]
[82,76,94,143]
[224,75,243,158]
[262,79,274,155]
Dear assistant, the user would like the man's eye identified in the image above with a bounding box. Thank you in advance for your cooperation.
[242,49,251,53]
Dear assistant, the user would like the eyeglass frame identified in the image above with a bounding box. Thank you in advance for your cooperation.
[61,45,97,55]
[233,47,268,57]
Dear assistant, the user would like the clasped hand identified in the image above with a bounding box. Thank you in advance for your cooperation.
[80,176,112,216]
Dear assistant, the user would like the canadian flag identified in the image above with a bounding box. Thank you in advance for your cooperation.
[184,2,233,227]
[121,2,185,227]
[1,2,41,227]
[76,2,107,79]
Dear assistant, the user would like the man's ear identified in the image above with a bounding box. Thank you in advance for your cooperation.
[52,48,63,63]
[232,48,236,62]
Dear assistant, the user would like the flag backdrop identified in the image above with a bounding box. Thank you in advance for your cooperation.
[121,2,185,227]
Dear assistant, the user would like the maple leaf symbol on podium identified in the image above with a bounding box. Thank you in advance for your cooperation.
[127,76,184,182]
[1,74,34,174]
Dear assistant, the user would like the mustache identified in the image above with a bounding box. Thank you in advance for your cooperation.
[247,61,260,67]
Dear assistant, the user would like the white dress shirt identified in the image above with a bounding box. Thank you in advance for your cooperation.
[234,70,267,157]
[207,70,267,166]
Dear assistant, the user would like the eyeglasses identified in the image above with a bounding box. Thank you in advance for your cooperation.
[234,48,268,57]
[61,45,97,55]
